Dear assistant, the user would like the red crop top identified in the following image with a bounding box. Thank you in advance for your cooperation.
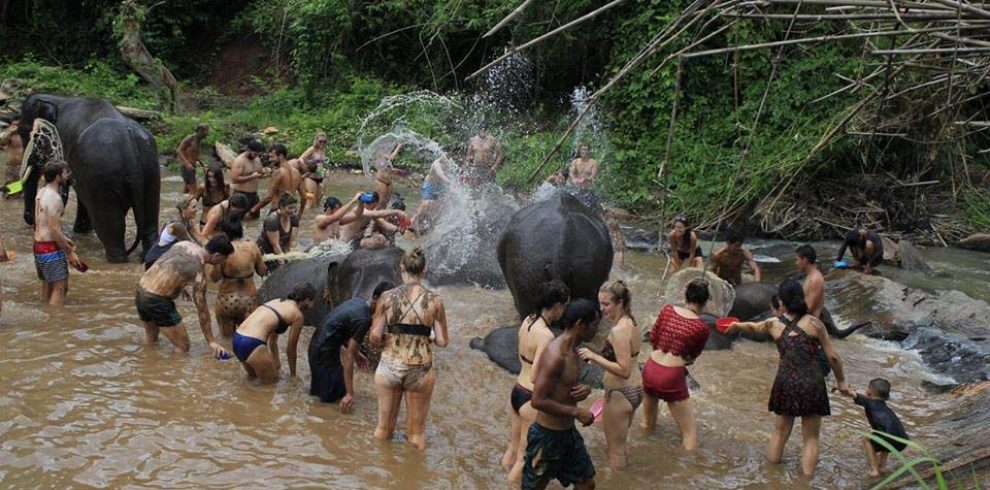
[649,304,710,363]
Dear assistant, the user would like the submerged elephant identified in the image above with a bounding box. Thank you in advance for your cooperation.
[257,247,403,327]
[470,192,613,385]
[20,94,160,262]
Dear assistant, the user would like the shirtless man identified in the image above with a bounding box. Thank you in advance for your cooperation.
[464,125,504,186]
[372,143,402,210]
[251,143,301,218]
[1,117,24,185]
[135,236,233,356]
[567,143,599,188]
[201,193,250,239]
[176,123,209,194]
[229,140,269,219]
[795,244,825,318]
[337,192,404,249]
[33,161,80,307]
[313,193,362,244]
[711,233,762,285]
[524,298,599,490]
[210,219,266,337]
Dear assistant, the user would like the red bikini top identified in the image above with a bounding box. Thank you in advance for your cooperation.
[649,304,709,362]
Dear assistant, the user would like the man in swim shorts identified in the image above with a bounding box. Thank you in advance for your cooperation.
[176,123,209,195]
[33,161,80,307]
[524,298,600,490]
[135,236,233,356]
[229,140,268,219]
[308,281,394,413]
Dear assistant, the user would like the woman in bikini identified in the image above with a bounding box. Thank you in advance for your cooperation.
[209,219,266,337]
[298,132,329,214]
[232,282,315,384]
[578,280,643,469]
[667,216,704,270]
[199,164,230,226]
[143,194,207,269]
[504,279,570,484]
[368,247,448,450]
[642,278,711,450]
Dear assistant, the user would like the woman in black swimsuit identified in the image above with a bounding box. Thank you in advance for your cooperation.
[579,280,643,470]
[503,279,570,483]
[667,216,704,270]
[232,283,315,384]
[199,163,230,225]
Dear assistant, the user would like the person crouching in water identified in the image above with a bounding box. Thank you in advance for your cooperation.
[369,247,449,450]
[667,216,704,270]
[578,280,643,469]
[504,279,570,485]
[232,282,316,384]
[209,218,266,337]
[642,279,711,450]
[523,298,601,490]
[309,281,395,413]
[135,236,234,357]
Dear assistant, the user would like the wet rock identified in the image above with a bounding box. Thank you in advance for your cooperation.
[622,226,659,251]
[896,240,929,271]
[902,327,990,385]
[959,233,990,253]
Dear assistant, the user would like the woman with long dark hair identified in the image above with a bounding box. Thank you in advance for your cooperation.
[667,216,704,270]
[726,279,849,475]
[199,163,230,226]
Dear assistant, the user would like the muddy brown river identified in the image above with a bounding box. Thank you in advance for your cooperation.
[0,170,985,488]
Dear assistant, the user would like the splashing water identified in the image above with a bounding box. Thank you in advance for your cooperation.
[471,51,536,116]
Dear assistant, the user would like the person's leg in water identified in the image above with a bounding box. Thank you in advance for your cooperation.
[159,323,192,354]
[862,437,882,477]
[667,399,698,450]
[799,415,822,476]
[373,369,404,441]
[509,401,537,484]
[404,369,436,450]
[768,415,795,464]
[244,342,278,384]
[641,393,660,432]
[502,399,523,468]
[604,391,635,468]
[142,321,160,345]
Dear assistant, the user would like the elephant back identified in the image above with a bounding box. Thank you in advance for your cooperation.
[729,282,778,321]
[259,254,338,327]
[327,247,404,307]
[497,192,613,318]
[664,269,735,318]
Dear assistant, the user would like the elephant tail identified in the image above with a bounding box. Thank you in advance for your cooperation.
[126,235,141,256]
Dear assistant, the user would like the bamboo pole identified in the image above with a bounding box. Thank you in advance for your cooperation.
[466,0,628,81]
[483,0,537,38]
[927,0,990,20]
[872,46,990,54]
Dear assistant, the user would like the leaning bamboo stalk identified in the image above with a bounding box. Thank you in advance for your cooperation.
[465,0,628,81]
[927,0,990,20]
[872,46,990,54]
[726,12,987,20]
[766,0,958,8]
[932,32,990,47]
[483,0,537,38]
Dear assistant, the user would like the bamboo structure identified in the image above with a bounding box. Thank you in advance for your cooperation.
[478,0,990,243]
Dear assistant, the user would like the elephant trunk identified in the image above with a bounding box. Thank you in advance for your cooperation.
[831,320,872,339]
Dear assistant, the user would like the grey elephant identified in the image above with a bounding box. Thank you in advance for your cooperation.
[470,192,613,385]
[20,94,160,262]
[257,247,403,328]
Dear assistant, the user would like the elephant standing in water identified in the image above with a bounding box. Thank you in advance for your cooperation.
[20,94,160,262]
[472,192,613,379]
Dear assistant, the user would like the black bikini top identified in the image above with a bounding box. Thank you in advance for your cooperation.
[262,303,290,334]
[601,339,639,363]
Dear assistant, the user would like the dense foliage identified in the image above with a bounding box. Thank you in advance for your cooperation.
[1,0,986,232]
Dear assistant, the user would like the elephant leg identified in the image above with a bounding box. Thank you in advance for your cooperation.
[74,197,93,233]
[88,200,128,263]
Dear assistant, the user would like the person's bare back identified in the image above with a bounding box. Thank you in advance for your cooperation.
[139,242,206,298]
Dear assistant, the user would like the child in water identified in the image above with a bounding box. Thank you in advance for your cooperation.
[840,378,910,477]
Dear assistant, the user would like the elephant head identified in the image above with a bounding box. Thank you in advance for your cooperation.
[18,93,59,143]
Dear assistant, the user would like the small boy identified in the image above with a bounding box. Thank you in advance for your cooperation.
[843,378,910,477]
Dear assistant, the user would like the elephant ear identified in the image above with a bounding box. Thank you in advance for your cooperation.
[324,261,339,307]
[37,99,59,124]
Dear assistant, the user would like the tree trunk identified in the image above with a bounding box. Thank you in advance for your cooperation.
[117,0,178,113]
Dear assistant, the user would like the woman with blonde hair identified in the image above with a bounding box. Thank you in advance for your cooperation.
[579,280,643,469]
[369,247,449,450]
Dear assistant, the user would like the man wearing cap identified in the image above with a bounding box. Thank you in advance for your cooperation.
[313,192,362,244]
[229,140,268,219]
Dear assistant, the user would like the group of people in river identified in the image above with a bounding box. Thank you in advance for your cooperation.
[0,119,913,489]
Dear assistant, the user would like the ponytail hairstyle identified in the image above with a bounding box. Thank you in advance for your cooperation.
[561,298,601,330]
[777,279,809,318]
[401,246,426,276]
[600,280,635,323]
[287,282,316,303]
[533,279,570,317]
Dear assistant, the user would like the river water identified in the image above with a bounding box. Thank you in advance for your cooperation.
[0,171,986,488]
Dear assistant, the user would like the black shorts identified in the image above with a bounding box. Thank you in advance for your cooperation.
[135,288,181,327]
[233,190,260,214]
[522,423,595,489]
[677,247,704,260]
[181,165,196,186]
[309,359,346,403]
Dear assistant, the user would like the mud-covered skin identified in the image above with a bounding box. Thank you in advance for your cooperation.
[20,94,160,262]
